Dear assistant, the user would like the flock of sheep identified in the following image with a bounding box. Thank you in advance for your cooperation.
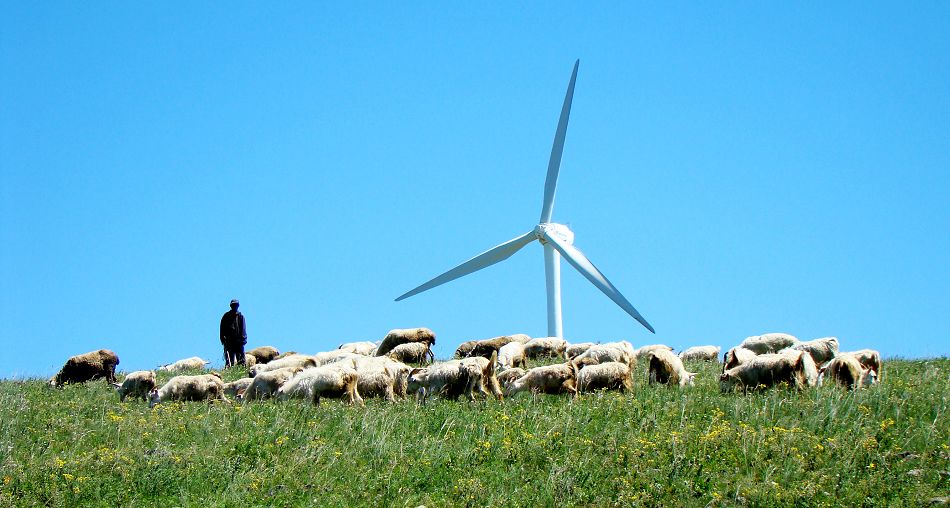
[47,329,882,407]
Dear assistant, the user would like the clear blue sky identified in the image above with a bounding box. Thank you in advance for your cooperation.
[2,4,948,378]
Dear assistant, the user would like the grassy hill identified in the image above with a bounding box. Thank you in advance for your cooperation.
[1,358,947,506]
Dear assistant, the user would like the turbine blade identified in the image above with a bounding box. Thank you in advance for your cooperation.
[540,230,655,334]
[539,59,579,224]
[395,230,537,302]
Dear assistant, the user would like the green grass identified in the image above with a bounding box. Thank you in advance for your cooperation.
[1,358,947,506]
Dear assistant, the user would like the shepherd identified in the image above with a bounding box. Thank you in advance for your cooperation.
[220,299,247,367]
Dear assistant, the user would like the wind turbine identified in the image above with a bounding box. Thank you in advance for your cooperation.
[395,60,655,338]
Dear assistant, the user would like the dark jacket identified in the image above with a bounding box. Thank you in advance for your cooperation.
[220,310,247,346]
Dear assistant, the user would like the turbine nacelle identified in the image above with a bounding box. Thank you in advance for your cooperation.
[536,223,574,246]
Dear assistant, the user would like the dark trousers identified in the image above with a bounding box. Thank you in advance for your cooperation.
[223,343,246,367]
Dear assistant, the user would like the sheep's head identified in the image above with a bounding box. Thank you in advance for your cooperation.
[719,373,739,393]
[862,369,878,387]
[684,372,697,387]
[148,389,161,408]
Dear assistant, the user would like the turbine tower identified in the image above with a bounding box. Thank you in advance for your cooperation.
[395,60,654,338]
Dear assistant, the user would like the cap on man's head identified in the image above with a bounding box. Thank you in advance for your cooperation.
[230,299,240,307]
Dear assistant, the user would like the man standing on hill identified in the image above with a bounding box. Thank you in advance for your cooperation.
[220,299,247,367]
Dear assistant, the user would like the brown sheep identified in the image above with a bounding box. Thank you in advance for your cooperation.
[149,373,227,407]
[112,370,156,402]
[50,349,120,387]
[635,344,673,360]
[468,335,516,359]
[375,327,436,357]
[577,362,633,394]
[504,363,577,397]
[246,346,280,364]
[647,349,696,387]
[454,341,478,358]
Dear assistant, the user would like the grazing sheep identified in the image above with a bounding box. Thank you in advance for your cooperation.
[496,368,527,391]
[507,333,532,344]
[158,357,210,373]
[351,356,412,401]
[719,351,811,393]
[784,337,839,364]
[454,341,478,358]
[572,343,637,371]
[273,351,299,360]
[821,354,877,390]
[50,349,120,387]
[243,354,258,369]
[566,342,596,359]
[313,350,363,367]
[246,346,280,364]
[647,349,696,387]
[276,364,363,406]
[386,342,434,365]
[241,367,303,401]
[338,341,378,356]
[635,344,674,360]
[249,354,317,376]
[739,333,799,354]
[504,363,577,397]
[112,370,156,402]
[497,342,527,369]
[149,373,227,407]
[577,362,634,394]
[842,349,883,378]
[722,346,758,374]
[375,327,436,357]
[408,351,502,402]
[468,335,517,359]
[678,346,721,362]
[223,377,254,398]
[523,337,568,359]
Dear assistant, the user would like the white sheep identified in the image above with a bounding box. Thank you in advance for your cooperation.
[647,348,696,387]
[276,364,363,406]
[572,343,636,371]
[497,342,527,370]
[635,344,674,360]
[338,341,378,356]
[678,345,721,362]
[386,342,434,364]
[577,361,634,394]
[566,342,596,359]
[158,356,211,373]
[522,337,568,359]
[719,351,812,393]
[249,354,317,376]
[149,373,227,407]
[504,363,577,397]
[223,377,254,398]
[351,356,412,401]
[739,333,799,354]
[784,337,839,364]
[241,366,303,401]
[112,370,156,402]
